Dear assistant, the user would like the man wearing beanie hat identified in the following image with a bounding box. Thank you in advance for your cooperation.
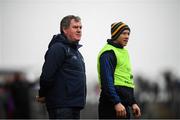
[97,21,141,119]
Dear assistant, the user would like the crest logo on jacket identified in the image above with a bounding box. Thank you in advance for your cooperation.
[72,55,78,60]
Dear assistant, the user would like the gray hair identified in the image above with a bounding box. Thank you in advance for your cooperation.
[60,15,81,34]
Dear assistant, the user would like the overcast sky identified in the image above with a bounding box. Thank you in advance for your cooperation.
[0,0,180,84]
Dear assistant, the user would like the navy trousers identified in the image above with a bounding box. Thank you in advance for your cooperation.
[98,102,130,119]
[47,107,80,119]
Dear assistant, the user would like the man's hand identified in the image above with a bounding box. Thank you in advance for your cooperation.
[114,103,126,118]
[36,96,46,103]
[132,104,141,118]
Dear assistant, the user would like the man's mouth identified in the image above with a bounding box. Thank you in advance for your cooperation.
[76,33,81,36]
[124,39,128,42]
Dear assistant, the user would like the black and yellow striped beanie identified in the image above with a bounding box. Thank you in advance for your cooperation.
[111,21,130,40]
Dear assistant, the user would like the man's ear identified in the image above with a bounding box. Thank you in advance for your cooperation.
[63,28,67,34]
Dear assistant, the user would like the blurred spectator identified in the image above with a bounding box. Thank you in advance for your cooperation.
[0,84,14,118]
[8,72,31,118]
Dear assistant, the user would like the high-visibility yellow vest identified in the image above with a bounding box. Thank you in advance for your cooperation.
[97,44,135,88]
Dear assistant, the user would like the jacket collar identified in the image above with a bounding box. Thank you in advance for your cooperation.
[107,39,123,49]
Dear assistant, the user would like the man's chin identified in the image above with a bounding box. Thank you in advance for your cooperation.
[75,39,80,42]
[123,44,127,47]
[72,39,80,44]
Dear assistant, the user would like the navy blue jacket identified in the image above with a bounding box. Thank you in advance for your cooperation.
[39,34,86,109]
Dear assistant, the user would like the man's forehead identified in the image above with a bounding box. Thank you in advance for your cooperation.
[122,30,130,33]
[70,20,82,25]
[71,19,81,23]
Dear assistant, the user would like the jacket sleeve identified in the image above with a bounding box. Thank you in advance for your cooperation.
[39,43,65,97]
[99,51,121,105]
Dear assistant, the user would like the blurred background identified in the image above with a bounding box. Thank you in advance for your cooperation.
[0,0,180,118]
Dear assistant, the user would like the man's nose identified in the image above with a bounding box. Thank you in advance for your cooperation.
[77,28,81,32]
[78,27,81,31]
[125,34,129,38]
